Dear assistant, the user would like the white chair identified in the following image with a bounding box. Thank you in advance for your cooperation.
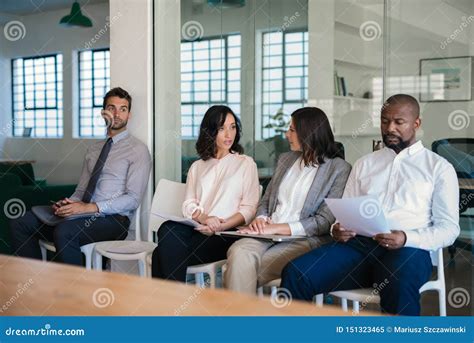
[315,248,446,316]
[39,207,141,270]
[93,179,184,277]
[39,240,96,269]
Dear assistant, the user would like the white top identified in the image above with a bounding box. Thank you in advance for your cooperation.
[342,141,460,251]
[182,153,260,224]
[264,158,318,236]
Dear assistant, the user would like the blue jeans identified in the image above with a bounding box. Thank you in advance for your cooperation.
[9,211,129,266]
[280,236,432,315]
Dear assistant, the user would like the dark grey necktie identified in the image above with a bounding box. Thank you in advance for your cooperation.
[82,138,113,203]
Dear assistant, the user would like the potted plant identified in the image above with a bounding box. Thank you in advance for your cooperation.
[264,108,290,165]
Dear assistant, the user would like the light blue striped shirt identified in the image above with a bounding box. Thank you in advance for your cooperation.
[70,130,151,219]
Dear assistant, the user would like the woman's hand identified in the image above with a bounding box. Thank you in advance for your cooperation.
[194,225,214,236]
[238,223,290,235]
[248,217,271,234]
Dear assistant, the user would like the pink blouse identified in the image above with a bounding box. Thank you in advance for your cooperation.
[182,153,260,224]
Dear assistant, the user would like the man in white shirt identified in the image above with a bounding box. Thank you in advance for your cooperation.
[280,94,460,315]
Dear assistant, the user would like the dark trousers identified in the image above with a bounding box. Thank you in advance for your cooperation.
[9,211,130,266]
[280,236,432,316]
[151,221,237,282]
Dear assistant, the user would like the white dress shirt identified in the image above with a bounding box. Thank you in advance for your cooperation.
[343,141,459,251]
[263,158,318,236]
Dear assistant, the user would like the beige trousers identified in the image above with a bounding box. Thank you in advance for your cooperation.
[224,237,315,295]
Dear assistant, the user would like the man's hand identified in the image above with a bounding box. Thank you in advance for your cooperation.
[54,199,98,217]
[101,109,114,128]
[331,223,356,243]
[51,198,70,211]
[373,230,406,250]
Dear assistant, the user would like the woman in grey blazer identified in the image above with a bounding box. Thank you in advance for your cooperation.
[224,107,351,295]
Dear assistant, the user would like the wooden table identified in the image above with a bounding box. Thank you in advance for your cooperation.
[0,255,363,316]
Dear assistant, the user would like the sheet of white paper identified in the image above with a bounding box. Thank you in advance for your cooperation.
[151,211,199,228]
[325,196,390,237]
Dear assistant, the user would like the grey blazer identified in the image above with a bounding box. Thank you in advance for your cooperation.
[257,151,351,243]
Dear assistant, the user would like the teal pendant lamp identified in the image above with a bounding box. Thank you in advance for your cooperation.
[207,0,245,9]
[59,1,93,28]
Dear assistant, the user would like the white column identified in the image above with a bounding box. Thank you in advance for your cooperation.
[153,0,182,183]
[109,0,154,242]
[307,0,335,123]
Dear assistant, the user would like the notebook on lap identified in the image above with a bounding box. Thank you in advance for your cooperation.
[32,206,95,226]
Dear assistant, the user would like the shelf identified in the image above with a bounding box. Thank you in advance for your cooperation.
[333,96,374,103]
[335,58,382,70]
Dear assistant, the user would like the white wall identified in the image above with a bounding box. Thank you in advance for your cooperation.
[0,2,109,184]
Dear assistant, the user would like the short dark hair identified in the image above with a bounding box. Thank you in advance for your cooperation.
[383,94,419,118]
[103,87,132,111]
[195,105,243,161]
[291,107,340,166]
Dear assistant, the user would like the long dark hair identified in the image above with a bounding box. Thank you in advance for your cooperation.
[291,107,340,166]
[195,105,244,160]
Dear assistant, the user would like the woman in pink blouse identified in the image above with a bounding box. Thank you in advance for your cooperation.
[151,105,260,282]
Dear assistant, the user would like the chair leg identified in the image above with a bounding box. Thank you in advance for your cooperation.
[315,293,324,307]
[84,253,92,270]
[341,298,348,312]
[270,286,278,300]
[439,288,447,316]
[40,245,47,261]
[195,273,205,287]
[138,259,147,277]
[94,253,103,271]
[353,300,360,313]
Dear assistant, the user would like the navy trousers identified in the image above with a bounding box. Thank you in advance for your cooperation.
[9,210,129,266]
[151,220,238,282]
[280,236,432,315]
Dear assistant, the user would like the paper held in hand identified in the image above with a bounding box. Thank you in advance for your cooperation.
[325,196,390,237]
[151,211,199,228]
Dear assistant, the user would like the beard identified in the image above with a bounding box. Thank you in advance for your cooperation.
[111,119,128,131]
[382,133,410,152]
